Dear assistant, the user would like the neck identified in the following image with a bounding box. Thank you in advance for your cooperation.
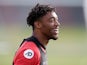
[32,31,49,47]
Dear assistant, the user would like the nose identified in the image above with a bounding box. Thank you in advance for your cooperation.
[55,20,60,26]
[57,21,60,26]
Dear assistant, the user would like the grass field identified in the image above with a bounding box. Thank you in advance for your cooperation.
[0,26,87,65]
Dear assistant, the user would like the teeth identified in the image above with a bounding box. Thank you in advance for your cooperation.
[54,29,59,31]
[54,29,59,33]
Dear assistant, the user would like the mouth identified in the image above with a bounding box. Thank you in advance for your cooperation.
[53,28,59,35]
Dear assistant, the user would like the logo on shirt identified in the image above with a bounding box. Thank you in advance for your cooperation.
[23,49,34,59]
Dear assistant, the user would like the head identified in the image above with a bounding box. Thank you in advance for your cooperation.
[27,3,60,40]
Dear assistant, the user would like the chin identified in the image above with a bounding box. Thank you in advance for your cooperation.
[50,36,58,40]
[53,37,58,40]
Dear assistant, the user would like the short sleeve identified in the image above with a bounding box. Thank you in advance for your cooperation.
[13,41,41,65]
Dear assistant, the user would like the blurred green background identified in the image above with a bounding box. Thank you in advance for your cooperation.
[0,0,87,65]
[0,26,87,65]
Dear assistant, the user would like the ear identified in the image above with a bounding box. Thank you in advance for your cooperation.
[34,21,42,29]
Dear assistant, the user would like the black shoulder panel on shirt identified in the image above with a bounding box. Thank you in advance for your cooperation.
[19,36,48,65]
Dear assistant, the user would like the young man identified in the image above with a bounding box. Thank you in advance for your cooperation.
[13,3,60,65]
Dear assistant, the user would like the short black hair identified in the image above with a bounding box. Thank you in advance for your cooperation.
[27,3,55,29]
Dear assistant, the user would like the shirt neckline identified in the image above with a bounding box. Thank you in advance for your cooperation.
[31,36,46,50]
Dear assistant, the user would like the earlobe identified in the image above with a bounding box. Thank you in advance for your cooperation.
[34,21,42,28]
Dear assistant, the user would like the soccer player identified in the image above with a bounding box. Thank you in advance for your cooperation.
[13,3,60,65]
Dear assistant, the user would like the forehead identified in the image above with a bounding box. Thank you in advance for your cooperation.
[43,11,58,19]
[51,11,58,18]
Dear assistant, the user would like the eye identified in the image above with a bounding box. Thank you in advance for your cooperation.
[49,18,55,22]
[49,17,58,23]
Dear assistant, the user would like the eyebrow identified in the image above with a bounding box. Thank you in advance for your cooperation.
[49,17,58,20]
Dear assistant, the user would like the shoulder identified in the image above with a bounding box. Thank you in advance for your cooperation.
[13,41,41,65]
[22,41,40,57]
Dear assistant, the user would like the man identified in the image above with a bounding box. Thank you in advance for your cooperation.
[13,3,60,65]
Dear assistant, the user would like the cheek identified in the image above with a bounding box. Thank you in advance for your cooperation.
[40,21,54,34]
[41,24,51,33]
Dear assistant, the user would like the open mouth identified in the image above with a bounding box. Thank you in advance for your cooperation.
[53,29,59,34]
